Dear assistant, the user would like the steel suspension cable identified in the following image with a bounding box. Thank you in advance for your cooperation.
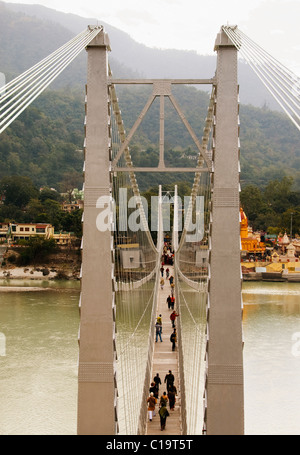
[0,26,103,134]
[237,29,299,109]
[0,31,91,117]
[222,26,300,131]
[0,29,88,105]
[176,86,214,255]
[224,27,300,116]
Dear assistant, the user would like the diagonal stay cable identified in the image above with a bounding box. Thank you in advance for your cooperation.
[0,27,102,134]
[0,31,91,116]
[0,33,94,125]
[224,27,300,119]
[237,29,300,109]
[222,26,300,131]
[0,29,89,105]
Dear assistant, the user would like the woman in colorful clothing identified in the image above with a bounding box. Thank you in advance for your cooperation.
[147,392,157,422]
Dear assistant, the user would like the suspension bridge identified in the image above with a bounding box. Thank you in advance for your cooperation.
[0,24,299,436]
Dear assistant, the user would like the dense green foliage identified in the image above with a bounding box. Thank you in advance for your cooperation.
[12,237,58,266]
[0,90,85,190]
[240,176,300,235]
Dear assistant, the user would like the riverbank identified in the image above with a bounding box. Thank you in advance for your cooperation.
[242,261,300,282]
[1,266,58,280]
[243,271,300,282]
[1,246,81,281]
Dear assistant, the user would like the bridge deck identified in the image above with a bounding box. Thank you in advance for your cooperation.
[146,265,182,435]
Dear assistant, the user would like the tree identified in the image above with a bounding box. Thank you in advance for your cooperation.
[240,184,268,228]
[263,176,294,214]
[0,175,39,209]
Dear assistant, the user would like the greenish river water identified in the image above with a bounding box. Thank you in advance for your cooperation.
[0,279,299,435]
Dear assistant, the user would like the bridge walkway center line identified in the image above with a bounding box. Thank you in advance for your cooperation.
[145,265,182,435]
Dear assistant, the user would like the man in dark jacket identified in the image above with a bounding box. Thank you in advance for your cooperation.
[164,370,174,390]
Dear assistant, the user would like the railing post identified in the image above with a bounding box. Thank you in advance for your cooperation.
[204,27,244,435]
[77,28,117,435]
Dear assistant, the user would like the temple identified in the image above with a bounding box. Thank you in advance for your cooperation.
[240,207,266,256]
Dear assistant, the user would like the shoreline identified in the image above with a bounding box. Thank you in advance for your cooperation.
[0,286,54,292]
[0,266,79,281]
[242,272,300,282]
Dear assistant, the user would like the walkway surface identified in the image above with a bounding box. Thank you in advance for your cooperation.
[146,265,182,435]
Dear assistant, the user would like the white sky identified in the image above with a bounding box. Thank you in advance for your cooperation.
[5,0,300,74]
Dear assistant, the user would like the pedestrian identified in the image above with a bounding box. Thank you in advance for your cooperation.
[160,391,168,407]
[166,268,170,278]
[164,370,174,391]
[153,373,161,398]
[168,385,177,410]
[170,282,175,296]
[160,277,165,290]
[155,320,163,342]
[170,295,175,310]
[160,266,164,277]
[147,392,157,422]
[159,403,169,430]
[170,310,179,328]
[170,329,177,351]
[149,382,156,396]
[169,275,174,285]
[166,295,172,309]
[157,314,162,325]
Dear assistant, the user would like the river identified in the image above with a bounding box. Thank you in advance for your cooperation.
[0,278,299,435]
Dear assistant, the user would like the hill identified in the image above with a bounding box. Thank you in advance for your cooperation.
[0,1,299,192]
[2,1,284,110]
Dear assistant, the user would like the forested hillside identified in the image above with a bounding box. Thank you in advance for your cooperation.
[2,1,284,109]
[0,1,299,193]
[1,84,299,193]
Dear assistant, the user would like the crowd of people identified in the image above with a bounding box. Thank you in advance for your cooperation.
[155,307,179,350]
[148,244,180,431]
[147,370,178,431]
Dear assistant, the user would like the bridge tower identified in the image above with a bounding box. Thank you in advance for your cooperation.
[204,27,244,435]
[77,28,117,435]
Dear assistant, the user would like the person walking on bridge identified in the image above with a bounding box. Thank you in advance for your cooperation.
[155,320,163,342]
[170,329,177,351]
[170,296,175,310]
[164,370,174,391]
[147,392,157,422]
[166,295,172,309]
[170,310,179,328]
[160,391,168,407]
[168,385,177,411]
[153,373,161,398]
[159,403,169,431]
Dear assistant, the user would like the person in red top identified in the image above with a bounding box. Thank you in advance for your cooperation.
[170,310,179,328]
[170,296,175,310]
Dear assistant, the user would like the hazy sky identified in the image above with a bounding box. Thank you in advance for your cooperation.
[5,0,300,74]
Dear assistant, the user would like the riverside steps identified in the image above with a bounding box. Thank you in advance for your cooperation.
[146,265,182,435]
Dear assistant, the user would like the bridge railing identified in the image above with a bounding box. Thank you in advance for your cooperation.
[173,87,214,434]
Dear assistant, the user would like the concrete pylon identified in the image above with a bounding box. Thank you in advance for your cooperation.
[204,27,244,435]
[77,28,117,435]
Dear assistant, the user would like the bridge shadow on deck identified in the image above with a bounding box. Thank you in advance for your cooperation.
[146,265,182,435]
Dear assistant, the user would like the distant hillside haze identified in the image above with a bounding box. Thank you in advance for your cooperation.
[2,1,282,111]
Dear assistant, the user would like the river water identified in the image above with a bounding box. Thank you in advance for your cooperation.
[0,278,299,435]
